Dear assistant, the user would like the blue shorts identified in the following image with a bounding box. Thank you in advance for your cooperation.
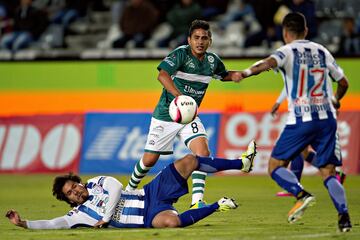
[271,118,342,168]
[143,163,189,227]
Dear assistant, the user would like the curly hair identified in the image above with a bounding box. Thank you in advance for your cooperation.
[52,173,82,207]
[188,19,212,38]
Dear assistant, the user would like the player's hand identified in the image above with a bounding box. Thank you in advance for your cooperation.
[331,97,341,110]
[270,103,281,117]
[331,97,341,116]
[231,71,244,83]
[94,219,108,228]
[5,210,25,227]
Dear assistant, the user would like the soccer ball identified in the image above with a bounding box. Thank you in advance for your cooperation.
[169,95,198,124]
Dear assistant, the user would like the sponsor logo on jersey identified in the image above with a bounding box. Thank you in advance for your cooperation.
[293,97,331,116]
[111,198,126,222]
[184,85,205,96]
[149,133,159,138]
[294,97,328,105]
[164,55,176,67]
[90,195,108,214]
[294,50,322,65]
[294,103,331,116]
[185,57,195,69]
[153,126,164,133]
[67,209,79,216]
[92,185,103,194]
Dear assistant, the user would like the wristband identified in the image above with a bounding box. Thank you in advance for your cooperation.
[243,68,252,77]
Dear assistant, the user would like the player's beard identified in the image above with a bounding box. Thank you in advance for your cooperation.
[80,191,89,203]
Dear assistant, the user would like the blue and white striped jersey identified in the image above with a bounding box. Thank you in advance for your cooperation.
[271,40,344,125]
[26,176,147,229]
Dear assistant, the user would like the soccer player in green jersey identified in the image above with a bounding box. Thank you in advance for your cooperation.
[126,20,244,208]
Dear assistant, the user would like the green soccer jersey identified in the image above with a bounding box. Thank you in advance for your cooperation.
[153,45,229,121]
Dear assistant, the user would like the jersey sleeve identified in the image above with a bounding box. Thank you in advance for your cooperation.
[26,209,97,229]
[101,177,123,222]
[157,48,185,76]
[212,54,228,79]
[26,216,71,229]
[270,46,289,69]
[324,48,344,81]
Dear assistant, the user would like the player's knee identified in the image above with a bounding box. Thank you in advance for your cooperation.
[268,160,275,175]
[268,157,287,175]
[142,152,160,167]
[267,165,273,176]
[319,165,336,180]
[163,216,181,228]
[183,154,198,169]
[194,149,210,157]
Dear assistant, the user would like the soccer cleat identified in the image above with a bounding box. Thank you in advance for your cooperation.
[276,191,293,197]
[338,213,352,232]
[240,140,257,173]
[190,200,208,209]
[287,193,316,223]
[336,170,346,185]
[217,197,238,212]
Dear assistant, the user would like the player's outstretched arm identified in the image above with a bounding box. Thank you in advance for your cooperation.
[6,209,73,229]
[6,210,27,228]
[240,57,278,80]
[157,69,182,97]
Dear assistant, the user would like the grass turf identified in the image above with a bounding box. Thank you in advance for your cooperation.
[0,174,359,240]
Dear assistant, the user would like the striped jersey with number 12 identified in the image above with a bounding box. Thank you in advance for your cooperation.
[271,40,344,125]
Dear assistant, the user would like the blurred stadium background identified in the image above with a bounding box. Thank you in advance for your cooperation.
[0,0,360,59]
[1,0,360,238]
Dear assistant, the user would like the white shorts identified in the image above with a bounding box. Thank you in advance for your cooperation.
[144,117,207,154]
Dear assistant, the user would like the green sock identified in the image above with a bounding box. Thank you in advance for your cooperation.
[126,158,150,190]
[191,171,207,205]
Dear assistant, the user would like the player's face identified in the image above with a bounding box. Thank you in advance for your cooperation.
[188,28,211,59]
[62,180,89,205]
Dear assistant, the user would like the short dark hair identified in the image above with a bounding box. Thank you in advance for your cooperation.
[282,12,306,35]
[188,19,212,38]
[52,173,82,207]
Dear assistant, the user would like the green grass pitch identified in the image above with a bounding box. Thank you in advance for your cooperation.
[1,174,359,240]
